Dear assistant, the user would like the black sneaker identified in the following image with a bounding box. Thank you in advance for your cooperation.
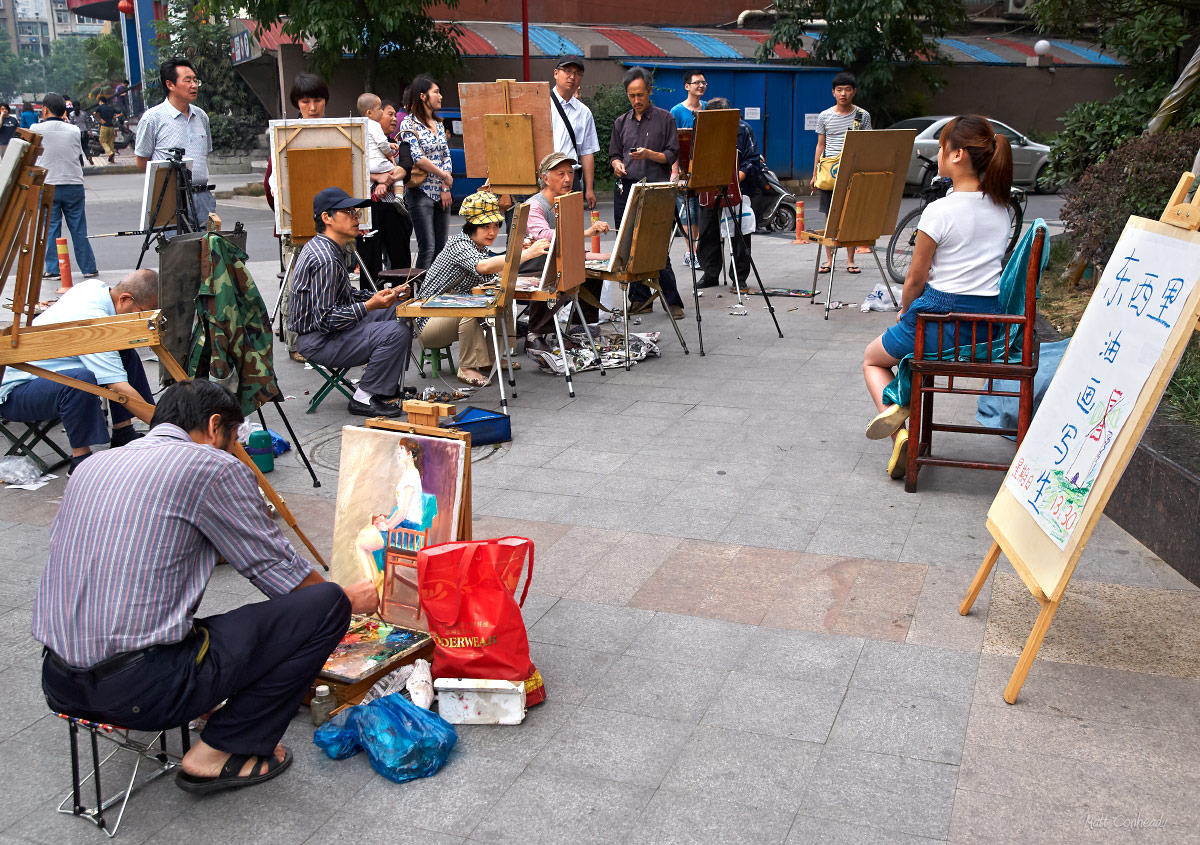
[67,453,92,476]
[43,272,60,280]
[695,278,720,289]
[110,426,144,447]
[526,335,552,354]
[347,396,405,418]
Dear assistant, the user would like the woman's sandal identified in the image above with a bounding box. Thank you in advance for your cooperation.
[175,747,293,795]
[499,358,522,371]
[457,368,488,387]
[817,264,832,275]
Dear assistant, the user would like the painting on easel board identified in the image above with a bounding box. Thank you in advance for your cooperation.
[331,426,468,627]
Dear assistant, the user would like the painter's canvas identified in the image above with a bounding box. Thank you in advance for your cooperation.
[332,426,467,625]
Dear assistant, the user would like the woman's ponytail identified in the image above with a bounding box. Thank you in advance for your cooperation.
[980,133,1012,207]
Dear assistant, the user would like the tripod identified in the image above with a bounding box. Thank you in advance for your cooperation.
[136,148,199,270]
[713,186,782,338]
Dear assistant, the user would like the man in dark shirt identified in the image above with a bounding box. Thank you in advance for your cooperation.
[0,104,18,151]
[608,67,685,320]
[95,95,118,163]
[696,98,763,291]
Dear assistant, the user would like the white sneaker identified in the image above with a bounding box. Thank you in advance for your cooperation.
[683,252,697,269]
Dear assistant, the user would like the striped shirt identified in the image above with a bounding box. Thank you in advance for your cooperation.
[133,99,213,182]
[815,106,872,157]
[415,232,497,334]
[287,234,371,335]
[32,424,313,668]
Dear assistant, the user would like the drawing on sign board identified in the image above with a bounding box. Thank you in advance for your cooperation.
[1003,225,1197,549]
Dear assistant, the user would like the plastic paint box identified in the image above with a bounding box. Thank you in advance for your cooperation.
[451,405,512,445]
[434,678,526,725]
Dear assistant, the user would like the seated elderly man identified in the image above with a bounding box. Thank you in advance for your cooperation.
[522,152,610,355]
[0,269,159,475]
[288,187,413,418]
[34,380,378,794]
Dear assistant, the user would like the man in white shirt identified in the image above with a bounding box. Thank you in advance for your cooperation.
[549,56,600,210]
[31,93,98,280]
[134,57,215,226]
[0,271,159,475]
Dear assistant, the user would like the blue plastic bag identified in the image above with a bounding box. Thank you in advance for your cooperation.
[267,428,291,456]
[313,693,457,783]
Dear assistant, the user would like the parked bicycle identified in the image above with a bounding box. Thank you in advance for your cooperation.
[886,153,1026,286]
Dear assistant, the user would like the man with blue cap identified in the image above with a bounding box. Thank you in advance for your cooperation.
[288,187,413,417]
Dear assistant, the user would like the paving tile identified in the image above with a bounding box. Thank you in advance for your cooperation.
[474,489,574,523]
[827,685,971,764]
[800,747,958,840]
[527,598,655,655]
[634,503,734,542]
[702,672,845,743]
[851,640,979,703]
[582,654,724,724]
[563,532,682,606]
[741,626,863,687]
[659,724,821,812]
[451,697,575,765]
[623,611,755,670]
[734,487,835,521]
[532,706,693,787]
[467,766,650,845]
[906,565,991,652]
[786,814,943,844]
[528,642,616,704]
[628,787,794,845]
[541,446,635,474]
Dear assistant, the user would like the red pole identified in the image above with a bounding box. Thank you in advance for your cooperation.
[521,0,530,81]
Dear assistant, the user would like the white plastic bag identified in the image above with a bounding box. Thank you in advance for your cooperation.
[860,283,900,312]
[0,456,41,485]
[720,198,756,239]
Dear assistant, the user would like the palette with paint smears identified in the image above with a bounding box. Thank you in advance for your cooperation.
[319,615,432,684]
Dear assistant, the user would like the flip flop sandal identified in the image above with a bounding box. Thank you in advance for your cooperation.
[817,264,832,275]
[457,369,488,387]
[846,265,862,274]
[175,747,293,795]
[499,359,522,371]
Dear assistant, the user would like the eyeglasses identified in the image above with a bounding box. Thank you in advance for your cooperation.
[557,68,582,78]
[177,77,202,88]
[337,208,361,219]
[689,81,707,87]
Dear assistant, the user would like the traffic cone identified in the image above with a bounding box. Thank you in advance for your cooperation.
[792,200,806,244]
[591,210,601,253]
[55,238,73,294]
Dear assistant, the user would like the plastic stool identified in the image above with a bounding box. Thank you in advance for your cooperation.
[420,346,454,379]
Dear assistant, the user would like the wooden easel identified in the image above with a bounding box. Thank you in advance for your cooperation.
[795,128,915,320]
[0,138,328,570]
[585,182,689,368]
[959,173,1200,703]
[459,80,554,196]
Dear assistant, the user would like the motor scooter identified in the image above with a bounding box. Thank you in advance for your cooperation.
[751,165,797,233]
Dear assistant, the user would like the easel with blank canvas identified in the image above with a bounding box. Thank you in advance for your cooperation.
[459,80,554,196]
[510,191,606,397]
[795,128,915,319]
[0,129,328,570]
[586,182,689,368]
[959,173,1200,704]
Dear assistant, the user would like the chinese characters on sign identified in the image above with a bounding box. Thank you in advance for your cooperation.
[1004,227,1197,549]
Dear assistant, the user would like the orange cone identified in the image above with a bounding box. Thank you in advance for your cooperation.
[55,238,72,294]
[792,200,806,244]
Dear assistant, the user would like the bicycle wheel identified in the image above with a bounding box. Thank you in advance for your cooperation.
[886,207,923,285]
[1004,196,1024,260]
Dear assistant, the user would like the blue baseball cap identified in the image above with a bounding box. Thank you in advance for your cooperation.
[313,186,369,220]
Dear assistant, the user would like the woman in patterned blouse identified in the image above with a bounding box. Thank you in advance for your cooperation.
[418,192,549,386]
[400,75,454,270]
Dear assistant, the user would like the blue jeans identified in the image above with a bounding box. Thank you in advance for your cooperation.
[407,189,449,270]
[45,183,97,276]
[0,349,152,449]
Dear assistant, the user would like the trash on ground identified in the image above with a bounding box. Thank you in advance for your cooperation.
[313,692,457,783]
[434,678,527,725]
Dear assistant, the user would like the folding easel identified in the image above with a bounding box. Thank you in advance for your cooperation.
[459,79,554,196]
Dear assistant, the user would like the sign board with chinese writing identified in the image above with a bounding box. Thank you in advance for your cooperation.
[991,214,1200,602]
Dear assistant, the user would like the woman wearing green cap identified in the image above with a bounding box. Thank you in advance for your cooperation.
[417,191,550,386]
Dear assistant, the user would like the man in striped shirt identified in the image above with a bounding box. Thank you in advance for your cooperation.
[34,380,378,794]
[811,72,872,274]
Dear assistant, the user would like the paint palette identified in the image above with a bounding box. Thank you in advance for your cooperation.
[319,615,432,684]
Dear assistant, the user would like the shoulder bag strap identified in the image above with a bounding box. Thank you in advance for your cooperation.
[551,93,582,162]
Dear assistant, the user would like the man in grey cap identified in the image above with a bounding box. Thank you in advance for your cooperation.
[288,187,413,418]
[549,56,600,209]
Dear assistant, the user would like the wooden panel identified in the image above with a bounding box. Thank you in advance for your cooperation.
[555,192,586,294]
[825,129,915,241]
[625,184,677,277]
[482,114,536,193]
[506,82,555,169]
[688,109,740,192]
[147,165,179,228]
[836,172,893,243]
[459,81,553,180]
[288,147,355,240]
[268,118,370,236]
[0,313,162,364]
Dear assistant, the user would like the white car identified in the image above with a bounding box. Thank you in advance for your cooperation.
[890,116,1056,194]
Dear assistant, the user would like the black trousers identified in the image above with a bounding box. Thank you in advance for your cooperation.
[42,582,350,758]
[614,179,683,308]
[525,279,603,336]
[698,203,751,286]
[357,201,413,288]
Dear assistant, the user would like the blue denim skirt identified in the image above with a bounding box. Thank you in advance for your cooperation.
[881,286,1002,360]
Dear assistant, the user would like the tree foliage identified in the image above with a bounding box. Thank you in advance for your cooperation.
[582,83,631,186]
[761,0,966,118]
[144,11,270,152]
[0,41,22,101]
[204,0,465,93]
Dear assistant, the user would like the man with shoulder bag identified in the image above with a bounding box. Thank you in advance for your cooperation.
[811,72,872,275]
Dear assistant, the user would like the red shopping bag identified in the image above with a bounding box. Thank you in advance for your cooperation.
[416,536,545,706]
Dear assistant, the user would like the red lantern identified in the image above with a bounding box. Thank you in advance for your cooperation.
[117,0,134,15]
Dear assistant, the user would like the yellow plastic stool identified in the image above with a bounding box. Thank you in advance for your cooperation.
[420,345,455,378]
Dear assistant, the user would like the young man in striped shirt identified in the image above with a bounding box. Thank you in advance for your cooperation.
[811,72,872,275]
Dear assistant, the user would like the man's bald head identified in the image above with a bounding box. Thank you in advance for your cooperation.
[112,269,159,314]
[356,93,381,117]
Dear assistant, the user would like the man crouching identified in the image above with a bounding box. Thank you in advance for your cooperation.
[33,380,377,794]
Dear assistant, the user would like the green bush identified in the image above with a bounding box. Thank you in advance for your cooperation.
[582,83,631,187]
[1060,126,1200,266]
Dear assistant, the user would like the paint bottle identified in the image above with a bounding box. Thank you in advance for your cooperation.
[311,685,335,726]
[247,429,274,473]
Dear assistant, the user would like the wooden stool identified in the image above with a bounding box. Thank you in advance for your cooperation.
[420,346,455,379]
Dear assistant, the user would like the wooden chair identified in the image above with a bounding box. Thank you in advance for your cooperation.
[905,225,1048,492]
[395,204,528,415]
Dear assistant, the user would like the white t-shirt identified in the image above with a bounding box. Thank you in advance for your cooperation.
[365,119,395,174]
[916,191,1010,297]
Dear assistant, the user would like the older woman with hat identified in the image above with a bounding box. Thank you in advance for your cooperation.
[418,191,549,386]
[523,151,610,353]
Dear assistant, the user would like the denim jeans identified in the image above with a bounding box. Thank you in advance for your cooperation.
[45,183,97,275]
[407,189,449,269]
